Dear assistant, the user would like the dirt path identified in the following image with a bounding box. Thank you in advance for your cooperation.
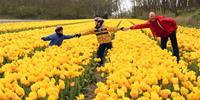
[0,19,46,23]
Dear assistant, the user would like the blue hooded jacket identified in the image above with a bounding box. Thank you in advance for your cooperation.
[43,33,75,46]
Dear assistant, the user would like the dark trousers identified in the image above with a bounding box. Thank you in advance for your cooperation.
[161,31,180,62]
[97,42,112,66]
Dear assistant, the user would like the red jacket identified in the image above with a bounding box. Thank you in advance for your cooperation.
[130,16,177,37]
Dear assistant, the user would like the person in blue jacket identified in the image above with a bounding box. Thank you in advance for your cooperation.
[41,26,81,46]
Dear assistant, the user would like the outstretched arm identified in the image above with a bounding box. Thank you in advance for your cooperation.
[81,29,96,36]
[106,26,122,32]
[63,34,76,39]
[41,35,53,41]
[130,21,150,29]
[122,21,150,31]
[63,33,82,39]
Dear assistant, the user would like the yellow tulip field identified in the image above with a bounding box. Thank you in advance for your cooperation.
[0,19,200,100]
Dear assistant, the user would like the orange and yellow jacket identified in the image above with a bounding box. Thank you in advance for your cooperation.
[81,26,120,44]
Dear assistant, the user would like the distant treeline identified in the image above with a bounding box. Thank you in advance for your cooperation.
[0,0,121,19]
[1,0,199,20]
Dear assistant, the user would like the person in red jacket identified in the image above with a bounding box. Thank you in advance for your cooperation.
[123,12,180,62]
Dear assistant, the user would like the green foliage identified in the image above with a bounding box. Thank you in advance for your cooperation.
[15,6,38,18]
[0,0,119,19]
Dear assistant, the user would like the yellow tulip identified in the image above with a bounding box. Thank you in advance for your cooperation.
[15,86,25,97]
[70,81,75,87]
[31,83,40,91]
[159,89,171,98]
[48,95,58,100]
[173,84,180,91]
[117,88,125,97]
[171,92,180,98]
[187,93,199,100]
[59,80,65,90]
[28,91,38,99]
[76,94,84,100]
[0,19,200,99]
[130,89,139,98]
[122,97,130,100]
[143,92,150,98]
[180,87,189,96]
[173,96,185,100]
[94,58,101,62]
[150,91,161,100]
[171,77,179,84]
[152,85,161,93]
[37,88,46,98]
[28,75,37,83]
[162,78,169,85]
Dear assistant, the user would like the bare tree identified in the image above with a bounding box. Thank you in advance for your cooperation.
[130,0,199,18]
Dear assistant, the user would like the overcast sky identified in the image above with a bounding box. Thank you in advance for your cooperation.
[121,0,132,11]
